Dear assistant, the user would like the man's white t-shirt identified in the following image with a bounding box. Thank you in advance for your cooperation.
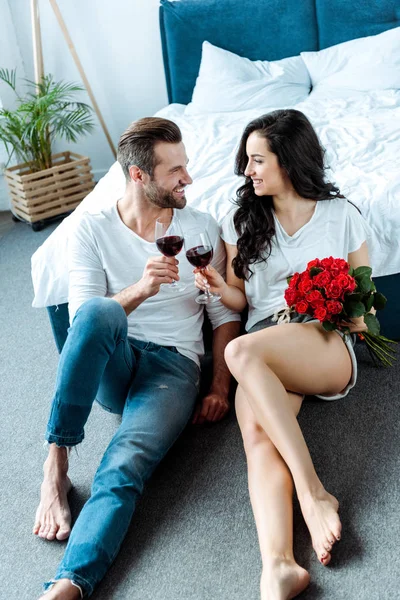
[221,199,370,331]
[68,203,240,367]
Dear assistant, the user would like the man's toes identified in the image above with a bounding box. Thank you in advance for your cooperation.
[40,522,51,539]
[46,524,58,540]
[38,524,47,538]
[33,521,41,535]
[56,526,71,541]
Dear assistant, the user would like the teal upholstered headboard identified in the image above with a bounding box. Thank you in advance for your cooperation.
[159,0,400,105]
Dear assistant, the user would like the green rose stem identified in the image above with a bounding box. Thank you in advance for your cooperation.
[362,332,397,367]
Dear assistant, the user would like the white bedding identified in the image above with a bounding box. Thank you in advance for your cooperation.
[31,90,400,308]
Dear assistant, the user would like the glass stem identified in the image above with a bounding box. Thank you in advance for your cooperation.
[202,269,212,298]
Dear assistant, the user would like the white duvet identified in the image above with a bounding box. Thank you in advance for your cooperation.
[31,90,400,308]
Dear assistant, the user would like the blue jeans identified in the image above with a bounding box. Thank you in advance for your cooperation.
[43,297,200,596]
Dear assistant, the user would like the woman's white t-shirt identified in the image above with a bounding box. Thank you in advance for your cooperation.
[221,199,370,331]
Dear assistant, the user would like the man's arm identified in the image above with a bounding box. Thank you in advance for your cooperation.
[192,319,241,425]
[113,255,179,315]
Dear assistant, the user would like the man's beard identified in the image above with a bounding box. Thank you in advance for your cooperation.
[144,180,187,209]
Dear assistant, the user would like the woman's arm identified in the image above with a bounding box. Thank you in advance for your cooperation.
[194,242,247,312]
[348,240,370,271]
[346,240,375,332]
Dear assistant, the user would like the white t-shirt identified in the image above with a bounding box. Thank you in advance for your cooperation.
[67,203,240,367]
[221,199,370,331]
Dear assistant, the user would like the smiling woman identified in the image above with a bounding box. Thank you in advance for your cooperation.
[190,107,376,599]
[232,109,344,282]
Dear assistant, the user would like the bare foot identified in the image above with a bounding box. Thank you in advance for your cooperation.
[38,578,82,599]
[261,558,310,600]
[299,489,341,565]
[33,447,72,541]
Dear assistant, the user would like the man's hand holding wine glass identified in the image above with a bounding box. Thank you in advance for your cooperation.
[137,255,181,298]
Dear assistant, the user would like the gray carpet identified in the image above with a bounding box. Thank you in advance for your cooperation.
[1,219,399,600]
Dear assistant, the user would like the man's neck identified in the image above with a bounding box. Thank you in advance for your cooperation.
[117,189,173,242]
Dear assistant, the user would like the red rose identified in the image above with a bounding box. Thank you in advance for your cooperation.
[326,280,343,299]
[344,275,357,292]
[321,256,334,269]
[307,290,325,308]
[298,278,314,294]
[284,289,298,307]
[330,258,350,277]
[314,270,332,288]
[334,258,350,272]
[307,258,321,270]
[335,273,356,292]
[289,272,301,287]
[326,300,343,315]
[295,300,309,314]
[314,306,328,322]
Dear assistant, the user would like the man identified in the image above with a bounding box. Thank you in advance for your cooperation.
[34,117,241,599]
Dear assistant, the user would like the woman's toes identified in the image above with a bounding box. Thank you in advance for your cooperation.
[320,552,331,566]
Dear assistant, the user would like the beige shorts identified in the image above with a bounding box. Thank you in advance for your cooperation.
[247,313,357,401]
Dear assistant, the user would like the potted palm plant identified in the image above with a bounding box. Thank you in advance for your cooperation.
[0,69,95,230]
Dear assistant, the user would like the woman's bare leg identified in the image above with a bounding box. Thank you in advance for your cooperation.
[225,323,350,564]
[236,386,310,599]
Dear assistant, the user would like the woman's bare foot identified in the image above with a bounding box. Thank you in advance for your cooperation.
[261,558,310,600]
[39,579,82,599]
[298,489,341,565]
[33,446,72,541]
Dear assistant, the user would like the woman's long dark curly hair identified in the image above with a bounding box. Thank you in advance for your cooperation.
[232,109,344,280]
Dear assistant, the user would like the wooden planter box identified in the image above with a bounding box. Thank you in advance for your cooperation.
[4,151,95,229]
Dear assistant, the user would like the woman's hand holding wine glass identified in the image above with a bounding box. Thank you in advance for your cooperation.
[184,231,222,304]
[193,264,226,298]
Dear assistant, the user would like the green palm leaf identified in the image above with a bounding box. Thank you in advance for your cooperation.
[0,68,17,91]
[0,70,94,171]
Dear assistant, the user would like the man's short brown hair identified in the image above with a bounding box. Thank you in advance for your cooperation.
[117,117,182,180]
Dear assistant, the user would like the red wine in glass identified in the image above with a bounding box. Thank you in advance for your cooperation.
[156,235,184,257]
[185,245,213,268]
[184,231,221,304]
[154,217,186,292]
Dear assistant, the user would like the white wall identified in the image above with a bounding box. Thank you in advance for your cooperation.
[0,0,169,209]
[0,0,26,210]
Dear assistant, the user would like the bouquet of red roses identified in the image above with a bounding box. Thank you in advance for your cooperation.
[284,257,397,366]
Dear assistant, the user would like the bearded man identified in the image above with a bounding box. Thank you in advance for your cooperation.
[34,118,240,599]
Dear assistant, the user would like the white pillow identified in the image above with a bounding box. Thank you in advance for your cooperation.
[184,41,311,115]
[301,26,400,92]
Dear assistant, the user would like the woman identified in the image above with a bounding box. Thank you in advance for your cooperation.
[195,109,370,600]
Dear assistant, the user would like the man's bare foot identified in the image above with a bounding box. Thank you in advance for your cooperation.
[38,579,82,599]
[299,489,341,565]
[33,446,72,541]
[261,558,310,600]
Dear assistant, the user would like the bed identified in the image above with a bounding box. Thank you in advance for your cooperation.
[31,0,400,347]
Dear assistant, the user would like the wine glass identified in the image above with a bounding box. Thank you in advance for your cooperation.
[155,216,187,292]
[184,231,221,304]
